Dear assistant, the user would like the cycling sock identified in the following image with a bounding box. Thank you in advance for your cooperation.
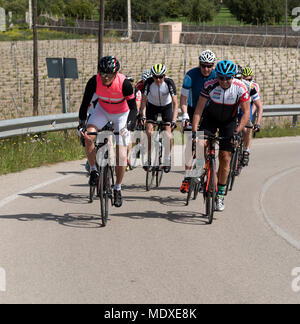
[114,184,122,191]
[217,184,226,197]
[90,165,97,172]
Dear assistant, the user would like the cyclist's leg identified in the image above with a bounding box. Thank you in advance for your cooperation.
[145,103,159,169]
[86,105,109,185]
[217,121,235,211]
[242,102,253,165]
[161,103,173,172]
[183,106,196,175]
[107,110,130,207]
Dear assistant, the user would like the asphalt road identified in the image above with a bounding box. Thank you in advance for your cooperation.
[0,136,300,304]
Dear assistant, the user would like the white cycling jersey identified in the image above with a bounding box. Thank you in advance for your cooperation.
[242,80,260,103]
[143,77,177,107]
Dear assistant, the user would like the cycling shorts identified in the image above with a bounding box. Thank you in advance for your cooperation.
[146,102,173,123]
[200,116,236,152]
[87,103,130,146]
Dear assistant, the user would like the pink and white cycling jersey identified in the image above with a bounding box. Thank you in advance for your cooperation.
[96,72,135,114]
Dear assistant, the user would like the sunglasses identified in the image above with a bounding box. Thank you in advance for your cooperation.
[245,77,253,82]
[100,72,115,79]
[200,64,214,69]
[217,75,234,81]
[153,75,164,80]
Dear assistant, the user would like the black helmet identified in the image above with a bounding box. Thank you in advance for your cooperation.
[98,56,120,74]
[235,65,243,79]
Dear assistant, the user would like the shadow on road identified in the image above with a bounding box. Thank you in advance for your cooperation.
[19,192,90,205]
[111,210,210,226]
[0,212,102,229]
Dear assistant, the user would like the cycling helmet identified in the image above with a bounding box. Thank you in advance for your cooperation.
[199,49,217,64]
[215,60,237,77]
[126,75,134,83]
[151,64,167,77]
[142,69,152,81]
[98,56,120,74]
[243,66,254,77]
[235,65,243,79]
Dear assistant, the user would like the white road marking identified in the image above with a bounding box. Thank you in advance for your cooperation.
[0,175,73,209]
[259,166,300,251]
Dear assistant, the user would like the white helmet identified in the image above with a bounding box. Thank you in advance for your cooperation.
[142,69,152,81]
[199,50,216,64]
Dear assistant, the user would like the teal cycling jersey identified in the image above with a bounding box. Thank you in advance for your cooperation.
[181,67,216,109]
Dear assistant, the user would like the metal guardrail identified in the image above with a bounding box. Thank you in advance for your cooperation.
[0,105,299,139]
[0,113,78,139]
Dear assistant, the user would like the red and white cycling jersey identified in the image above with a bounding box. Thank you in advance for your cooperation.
[200,78,250,122]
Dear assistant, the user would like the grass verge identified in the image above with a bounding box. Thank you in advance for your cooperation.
[0,130,85,176]
[255,126,300,138]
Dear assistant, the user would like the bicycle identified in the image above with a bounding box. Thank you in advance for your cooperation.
[195,131,226,225]
[87,122,120,227]
[225,124,253,195]
[183,126,204,206]
[145,120,175,192]
[127,115,146,170]
[225,132,243,195]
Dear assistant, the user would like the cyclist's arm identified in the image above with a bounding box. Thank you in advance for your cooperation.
[237,100,251,133]
[123,79,137,130]
[253,98,263,126]
[180,74,192,116]
[192,96,208,132]
[141,94,148,119]
[180,94,188,115]
[79,75,97,122]
[172,95,178,122]
[141,80,149,119]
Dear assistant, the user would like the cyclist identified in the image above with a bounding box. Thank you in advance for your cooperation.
[180,49,217,193]
[136,69,152,94]
[141,64,178,173]
[78,56,137,208]
[192,60,251,212]
[241,66,263,166]
[126,75,142,171]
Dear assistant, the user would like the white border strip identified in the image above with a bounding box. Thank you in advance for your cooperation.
[0,175,73,209]
[259,166,300,251]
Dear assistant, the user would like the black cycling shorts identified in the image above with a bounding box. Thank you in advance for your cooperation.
[146,102,173,123]
[200,116,236,152]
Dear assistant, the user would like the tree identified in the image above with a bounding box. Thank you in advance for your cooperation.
[166,0,181,19]
[224,0,285,24]
[185,0,216,23]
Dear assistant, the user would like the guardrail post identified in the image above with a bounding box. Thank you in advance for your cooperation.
[293,115,298,128]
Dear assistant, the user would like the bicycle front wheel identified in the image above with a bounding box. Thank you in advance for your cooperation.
[146,168,155,191]
[99,166,110,227]
[156,169,163,188]
[205,159,216,225]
